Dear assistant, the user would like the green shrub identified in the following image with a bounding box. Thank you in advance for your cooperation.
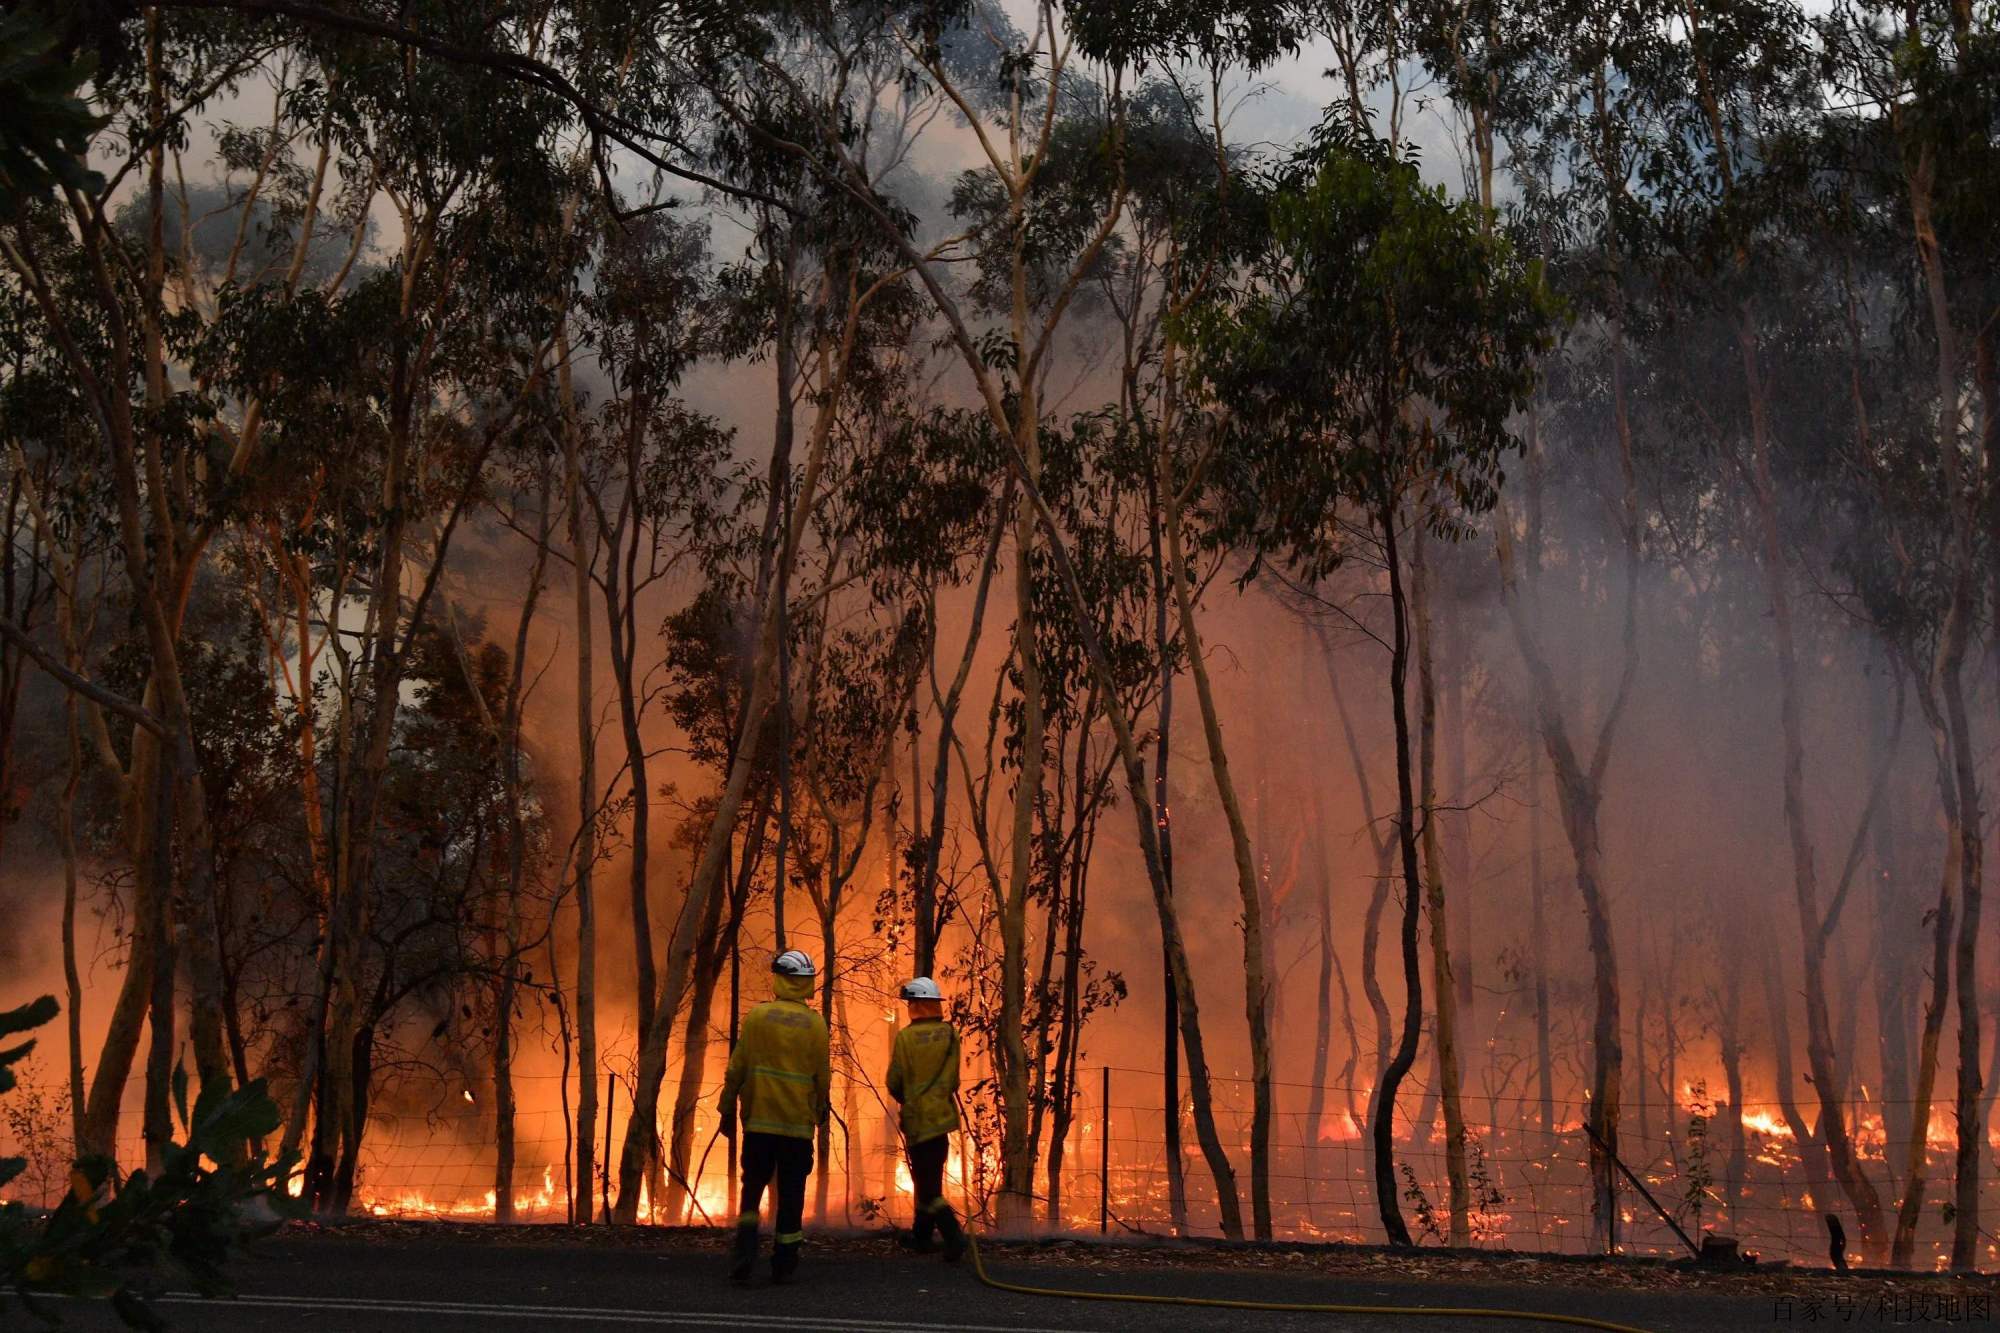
[2,995,296,1329]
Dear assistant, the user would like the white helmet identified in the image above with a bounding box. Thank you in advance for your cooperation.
[773,949,816,978]
[900,976,942,1001]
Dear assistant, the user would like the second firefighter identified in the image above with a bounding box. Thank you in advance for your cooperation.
[886,976,964,1260]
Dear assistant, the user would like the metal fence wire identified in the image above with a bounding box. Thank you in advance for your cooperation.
[77,1063,1985,1273]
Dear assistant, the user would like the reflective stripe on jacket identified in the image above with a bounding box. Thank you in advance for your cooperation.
[886,1018,959,1144]
[719,973,830,1140]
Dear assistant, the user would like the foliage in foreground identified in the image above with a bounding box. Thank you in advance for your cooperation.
[0,6,107,211]
[1,996,294,1330]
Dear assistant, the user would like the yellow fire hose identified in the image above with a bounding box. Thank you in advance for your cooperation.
[961,1229,1660,1333]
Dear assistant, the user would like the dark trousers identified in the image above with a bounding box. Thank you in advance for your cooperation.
[905,1133,960,1249]
[735,1131,813,1274]
[908,1134,948,1226]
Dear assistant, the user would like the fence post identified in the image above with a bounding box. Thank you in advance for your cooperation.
[1099,1066,1111,1234]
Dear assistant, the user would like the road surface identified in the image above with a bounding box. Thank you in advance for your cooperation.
[29,1229,1991,1331]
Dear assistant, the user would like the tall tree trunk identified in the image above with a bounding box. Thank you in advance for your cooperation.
[1322,635,1394,1088]
[1941,658,1981,1271]
[1528,744,1554,1136]
[997,465,1046,1229]
[493,964,518,1222]
[1740,311,1889,1259]
[60,687,85,1149]
[1497,420,1629,1253]
[1370,498,1425,1248]
[1634,966,1651,1154]
[1872,700,1914,1196]
[135,18,233,1119]
[1903,136,1984,1271]
[666,793,769,1224]
[981,364,1242,1242]
[1890,886,1953,1269]
[312,208,478,1209]
[772,464,793,958]
[616,305,846,1220]
[493,487,550,1223]
[330,1020,374,1213]
[61,15,238,1165]
[608,552,656,1082]
[1413,522,1469,1245]
[1306,765,1337,1193]
[561,354,600,1224]
[815,883,839,1224]
[76,723,156,1158]
[1495,541,1625,1251]
[1145,472,1189,1236]
[1045,839,1087,1226]
[142,761,176,1175]
[1164,480,1273,1240]
[1520,379,1557,1145]
[1891,742,1955,1269]
[662,906,724,1225]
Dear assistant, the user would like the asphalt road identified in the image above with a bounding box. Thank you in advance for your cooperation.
[26,1231,1985,1332]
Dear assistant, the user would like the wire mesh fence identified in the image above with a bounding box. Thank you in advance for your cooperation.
[7,1054,1972,1275]
[1066,1066,1982,1270]
[78,1062,1975,1272]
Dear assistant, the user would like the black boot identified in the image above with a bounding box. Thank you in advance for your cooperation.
[899,1209,937,1254]
[729,1223,759,1285]
[936,1206,966,1264]
[771,1238,802,1284]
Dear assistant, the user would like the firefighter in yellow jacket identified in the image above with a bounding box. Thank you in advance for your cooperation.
[886,976,964,1261]
[720,949,830,1285]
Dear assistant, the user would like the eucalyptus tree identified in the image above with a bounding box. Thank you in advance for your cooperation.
[1094,72,1293,1236]
[299,74,580,1214]
[577,209,719,1100]
[1456,0,1654,1248]
[1020,408,1154,1224]
[484,453,557,1223]
[320,623,546,1211]
[560,205,738,1213]
[0,13,291,1164]
[1609,0,1950,1260]
[0,0,766,1210]
[916,12,1143,1224]
[1089,82,1211,1232]
[656,571,779,1224]
[167,78,384,1179]
[612,66,923,1219]
[1818,0,2000,1268]
[0,2,600,1210]
[1804,279,1968,1265]
[1188,135,1553,1245]
[0,393,106,1142]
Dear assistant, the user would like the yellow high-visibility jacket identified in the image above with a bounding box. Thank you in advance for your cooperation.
[886,1018,959,1145]
[719,973,830,1140]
